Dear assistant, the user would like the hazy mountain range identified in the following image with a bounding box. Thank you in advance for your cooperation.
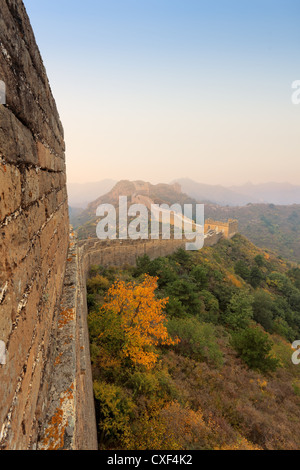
[70,180,197,237]
[67,179,116,208]
[68,178,300,209]
[174,179,300,206]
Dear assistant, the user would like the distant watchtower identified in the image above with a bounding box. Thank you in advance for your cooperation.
[204,218,238,239]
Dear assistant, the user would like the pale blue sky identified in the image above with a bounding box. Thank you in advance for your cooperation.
[23,0,300,185]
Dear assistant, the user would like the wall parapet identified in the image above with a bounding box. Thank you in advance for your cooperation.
[38,230,97,450]
[78,230,225,273]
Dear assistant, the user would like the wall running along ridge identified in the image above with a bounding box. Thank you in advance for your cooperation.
[79,230,225,273]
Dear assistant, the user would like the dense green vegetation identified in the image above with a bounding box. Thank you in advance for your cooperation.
[87,234,300,450]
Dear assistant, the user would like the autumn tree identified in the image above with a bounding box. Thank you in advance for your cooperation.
[99,275,178,370]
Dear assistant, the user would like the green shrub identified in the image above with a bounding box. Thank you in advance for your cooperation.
[166,296,187,318]
[249,266,265,288]
[255,255,265,267]
[135,256,178,288]
[273,317,296,342]
[87,274,111,294]
[87,293,97,310]
[88,308,124,358]
[212,283,238,313]
[252,290,274,332]
[235,260,250,281]
[134,254,152,277]
[94,380,134,443]
[267,272,295,297]
[222,291,253,330]
[166,279,202,316]
[125,370,159,397]
[171,248,193,268]
[167,317,223,367]
[231,327,279,373]
[190,265,209,289]
[288,267,300,289]
[149,258,178,288]
[199,290,220,324]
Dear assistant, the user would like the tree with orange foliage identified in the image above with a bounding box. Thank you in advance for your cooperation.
[98,275,178,370]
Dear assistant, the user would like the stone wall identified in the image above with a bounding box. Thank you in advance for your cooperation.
[203,230,224,247]
[79,238,187,273]
[79,230,224,274]
[0,0,69,450]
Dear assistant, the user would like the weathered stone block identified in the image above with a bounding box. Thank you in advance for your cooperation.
[25,201,47,239]
[37,141,65,172]
[0,107,38,165]
[0,161,21,219]
[21,167,40,206]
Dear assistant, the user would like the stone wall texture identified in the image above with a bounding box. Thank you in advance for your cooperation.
[0,0,70,450]
[79,231,224,275]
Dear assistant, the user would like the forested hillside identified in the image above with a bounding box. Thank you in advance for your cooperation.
[87,235,300,450]
[205,204,300,263]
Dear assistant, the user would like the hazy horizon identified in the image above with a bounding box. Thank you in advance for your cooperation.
[67,177,300,188]
[24,0,300,186]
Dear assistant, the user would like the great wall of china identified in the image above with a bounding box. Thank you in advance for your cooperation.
[0,1,238,450]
